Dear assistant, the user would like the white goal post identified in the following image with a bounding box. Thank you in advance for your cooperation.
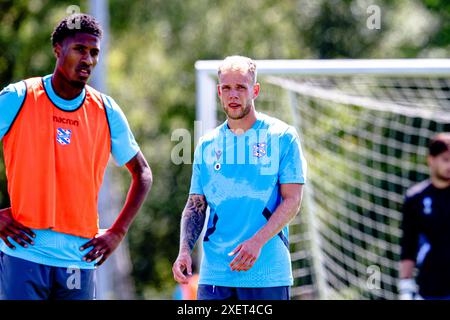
[196,59,450,134]
[195,59,450,300]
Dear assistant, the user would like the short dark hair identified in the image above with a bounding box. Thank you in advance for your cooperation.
[51,13,102,47]
[429,133,450,157]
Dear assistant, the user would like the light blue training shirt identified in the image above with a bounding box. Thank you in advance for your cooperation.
[190,112,307,287]
[0,74,139,269]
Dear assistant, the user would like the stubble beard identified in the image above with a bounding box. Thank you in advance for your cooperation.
[70,78,87,89]
[224,102,252,120]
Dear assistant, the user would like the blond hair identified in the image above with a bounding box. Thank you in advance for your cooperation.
[218,55,257,84]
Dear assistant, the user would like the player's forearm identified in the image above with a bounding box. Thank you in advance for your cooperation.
[399,259,416,279]
[110,153,153,236]
[252,195,301,247]
[179,194,207,254]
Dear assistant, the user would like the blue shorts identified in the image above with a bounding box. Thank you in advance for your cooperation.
[0,251,96,300]
[197,285,290,300]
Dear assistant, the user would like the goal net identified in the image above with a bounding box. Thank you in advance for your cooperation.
[195,59,450,300]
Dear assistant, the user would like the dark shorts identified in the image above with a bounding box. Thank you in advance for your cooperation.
[197,284,290,300]
[0,251,96,300]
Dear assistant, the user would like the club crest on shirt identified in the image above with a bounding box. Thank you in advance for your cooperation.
[253,143,267,158]
[56,128,72,145]
[422,197,432,215]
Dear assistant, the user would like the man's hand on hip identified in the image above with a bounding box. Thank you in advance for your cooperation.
[0,207,35,249]
[80,228,125,267]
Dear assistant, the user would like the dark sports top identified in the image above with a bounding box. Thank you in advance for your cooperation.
[400,179,450,297]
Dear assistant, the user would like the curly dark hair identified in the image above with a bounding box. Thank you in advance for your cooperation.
[51,13,102,47]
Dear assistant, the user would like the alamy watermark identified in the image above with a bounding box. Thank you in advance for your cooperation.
[66,5,81,30]
[171,121,283,176]
[366,265,381,290]
[66,265,81,290]
[366,5,381,30]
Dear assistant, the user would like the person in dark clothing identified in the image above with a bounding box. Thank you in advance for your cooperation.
[399,133,450,300]
[0,13,152,300]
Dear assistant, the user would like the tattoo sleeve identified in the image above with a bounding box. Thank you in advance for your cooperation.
[180,194,207,252]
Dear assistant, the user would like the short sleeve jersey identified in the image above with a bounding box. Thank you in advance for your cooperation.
[400,180,450,297]
[0,75,140,268]
[190,112,307,287]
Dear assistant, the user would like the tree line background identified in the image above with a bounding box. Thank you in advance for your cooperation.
[0,0,449,298]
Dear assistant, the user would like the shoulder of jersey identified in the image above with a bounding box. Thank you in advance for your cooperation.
[1,77,38,99]
[85,83,101,95]
[24,77,43,90]
[258,113,295,136]
[198,125,223,145]
[406,179,432,199]
[2,77,37,95]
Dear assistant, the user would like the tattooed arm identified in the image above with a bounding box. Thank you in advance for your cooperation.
[172,194,207,284]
